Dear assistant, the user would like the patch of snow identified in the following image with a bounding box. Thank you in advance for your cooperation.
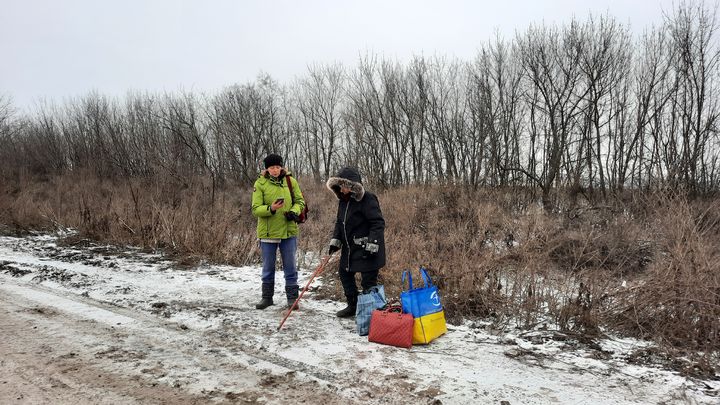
[0,234,717,404]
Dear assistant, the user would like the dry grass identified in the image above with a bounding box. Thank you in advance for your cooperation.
[0,172,259,264]
[607,195,720,353]
[1,173,719,361]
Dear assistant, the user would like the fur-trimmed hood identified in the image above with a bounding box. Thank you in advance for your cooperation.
[326,167,365,201]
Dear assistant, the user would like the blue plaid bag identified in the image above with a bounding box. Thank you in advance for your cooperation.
[355,285,386,336]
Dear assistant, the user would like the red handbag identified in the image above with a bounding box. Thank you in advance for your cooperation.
[368,305,414,348]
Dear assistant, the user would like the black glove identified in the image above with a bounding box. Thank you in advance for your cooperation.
[328,238,341,254]
[284,211,300,222]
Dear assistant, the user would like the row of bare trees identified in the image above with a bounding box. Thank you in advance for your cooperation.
[2,3,719,208]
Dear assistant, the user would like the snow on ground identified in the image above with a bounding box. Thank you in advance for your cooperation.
[0,233,718,404]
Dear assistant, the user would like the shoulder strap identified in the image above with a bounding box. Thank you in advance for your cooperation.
[285,175,296,205]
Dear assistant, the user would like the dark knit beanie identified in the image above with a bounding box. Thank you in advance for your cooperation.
[263,154,283,169]
[336,167,362,183]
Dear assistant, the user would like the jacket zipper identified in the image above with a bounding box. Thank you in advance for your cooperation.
[267,177,284,238]
[342,199,351,272]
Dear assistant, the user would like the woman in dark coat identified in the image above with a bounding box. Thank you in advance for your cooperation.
[326,167,386,317]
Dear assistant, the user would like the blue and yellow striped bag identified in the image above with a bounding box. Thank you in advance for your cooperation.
[400,268,447,344]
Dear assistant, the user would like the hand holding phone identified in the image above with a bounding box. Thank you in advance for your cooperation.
[271,198,284,212]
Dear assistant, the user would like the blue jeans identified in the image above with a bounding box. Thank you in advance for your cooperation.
[260,237,298,287]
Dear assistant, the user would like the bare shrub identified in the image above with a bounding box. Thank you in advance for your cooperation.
[547,208,653,275]
[2,174,719,358]
[0,172,259,265]
[608,195,720,353]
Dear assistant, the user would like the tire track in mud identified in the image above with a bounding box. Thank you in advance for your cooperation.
[6,235,712,404]
[0,256,345,385]
[0,245,405,401]
[0,279,334,376]
[204,328,343,383]
[0,276,417,404]
[0,303,214,405]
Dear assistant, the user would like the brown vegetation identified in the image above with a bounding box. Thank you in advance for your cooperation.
[1,1,718,373]
[2,175,718,363]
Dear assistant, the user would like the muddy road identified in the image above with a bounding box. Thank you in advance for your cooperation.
[0,234,717,404]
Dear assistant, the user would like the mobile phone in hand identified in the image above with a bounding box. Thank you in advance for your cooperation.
[275,198,285,204]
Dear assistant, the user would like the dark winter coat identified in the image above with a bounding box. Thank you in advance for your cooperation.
[326,167,386,273]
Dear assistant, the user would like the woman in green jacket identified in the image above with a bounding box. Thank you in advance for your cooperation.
[251,154,305,310]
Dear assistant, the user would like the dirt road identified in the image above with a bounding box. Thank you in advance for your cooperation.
[0,281,357,404]
[0,235,436,404]
[0,234,716,404]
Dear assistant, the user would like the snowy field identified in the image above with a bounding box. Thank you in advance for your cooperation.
[0,233,718,404]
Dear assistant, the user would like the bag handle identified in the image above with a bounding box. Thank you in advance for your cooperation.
[401,270,414,291]
[419,267,434,288]
[384,304,403,313]
[377,304,406,316]
[402,267,436,291]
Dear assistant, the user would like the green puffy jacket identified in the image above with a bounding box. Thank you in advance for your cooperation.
[251,170,305,239]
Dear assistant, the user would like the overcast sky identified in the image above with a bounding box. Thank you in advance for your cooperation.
[1,0,677,110]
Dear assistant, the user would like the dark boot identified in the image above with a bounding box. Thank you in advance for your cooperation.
[285,285,299,310]
[255,283,274,309]
[336,295,358,318]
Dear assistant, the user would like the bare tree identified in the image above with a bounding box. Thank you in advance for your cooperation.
[397,56,430,183]
[295,63,346,180]
[471,35,524,187]
[3,5,720,199]
[664,2,720,193]
[575,15,631,199]
[517,21,590,210]
[208,75,284,183]
[620,26,674,191]
[0,94,20,179]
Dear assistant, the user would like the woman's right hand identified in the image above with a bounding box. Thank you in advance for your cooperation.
[328,238,342,254]
[270,199,284,213]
